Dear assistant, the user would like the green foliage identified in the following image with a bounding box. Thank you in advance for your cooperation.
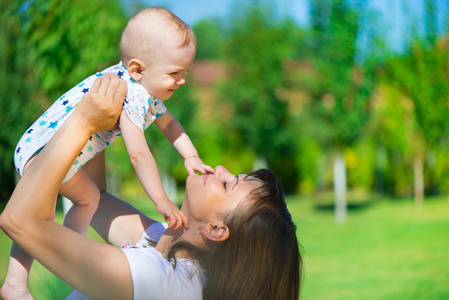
[20,0,125,98]
[304,0,374,147]
[1,0,448,200]
[193,19,225,61]
[219,1,299,190]
[377,0,449,196]
[384,42,449,148]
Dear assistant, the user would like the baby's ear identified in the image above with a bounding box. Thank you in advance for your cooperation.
[127,59,144,81]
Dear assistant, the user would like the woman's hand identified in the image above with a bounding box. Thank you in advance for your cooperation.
[73,74,127,135]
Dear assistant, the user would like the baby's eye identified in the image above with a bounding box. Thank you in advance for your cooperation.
[170,72,178,75]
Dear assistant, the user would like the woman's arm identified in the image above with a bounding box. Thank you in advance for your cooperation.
[82,151,158,247]
[0,75,134,300]
[91,191,158,247]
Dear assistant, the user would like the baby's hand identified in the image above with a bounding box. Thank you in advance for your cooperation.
[156,199,188,230]
[184,155,215,175]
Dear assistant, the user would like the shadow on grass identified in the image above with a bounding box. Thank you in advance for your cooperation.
[314,201,372,211]
[311,190,382,212]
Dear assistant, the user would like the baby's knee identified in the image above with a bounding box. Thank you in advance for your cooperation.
[83,185,101,209]
[67,184,100,210]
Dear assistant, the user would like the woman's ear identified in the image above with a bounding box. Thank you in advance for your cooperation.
[201,223,229,242]
[127,59,145,81]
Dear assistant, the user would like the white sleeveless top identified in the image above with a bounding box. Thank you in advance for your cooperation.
[66,223,206,300]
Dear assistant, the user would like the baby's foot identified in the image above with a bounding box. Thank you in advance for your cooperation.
[0,281,34,300]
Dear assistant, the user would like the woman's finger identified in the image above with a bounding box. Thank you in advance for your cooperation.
[97,73,111,96]
[90,76,103,94]
[113,79,127,110]
[105,75,120,101]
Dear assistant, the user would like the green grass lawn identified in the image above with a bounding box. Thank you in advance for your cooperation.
[289,193,449,300]
[1,193,448,299]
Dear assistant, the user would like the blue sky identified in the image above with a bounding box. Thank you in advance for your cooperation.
[126,0,448,52]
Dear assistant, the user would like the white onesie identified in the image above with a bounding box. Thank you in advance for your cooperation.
[14,63,167,182]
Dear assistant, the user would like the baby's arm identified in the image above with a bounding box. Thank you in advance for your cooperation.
[154,111,214,175]
[119,112,188,229]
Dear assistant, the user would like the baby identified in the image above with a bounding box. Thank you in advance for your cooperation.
[1,7,213,300]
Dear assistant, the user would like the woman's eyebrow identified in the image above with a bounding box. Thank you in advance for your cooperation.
[231,174,240,191]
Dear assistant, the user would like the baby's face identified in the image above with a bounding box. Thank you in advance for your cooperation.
[139,42,196,101]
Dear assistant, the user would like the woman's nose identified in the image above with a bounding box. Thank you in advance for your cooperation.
[215,165,234,181]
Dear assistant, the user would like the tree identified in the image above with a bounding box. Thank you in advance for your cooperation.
[0,0,126,202]
[219,1,298,191]
[382,0,449,204]
[300,0,376,222]
[193,19,225,61]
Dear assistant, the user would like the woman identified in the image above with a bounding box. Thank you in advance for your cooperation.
[0,74,302,299]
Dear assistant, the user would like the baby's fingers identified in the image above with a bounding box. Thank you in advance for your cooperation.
[172,212,185,230]
[167,217,176,229]
[185,165,195,175]
[203,165,215,174]
[180,211,189,229]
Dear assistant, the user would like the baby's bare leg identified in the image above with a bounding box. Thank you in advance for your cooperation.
[59,168,100,236]
[82,150,107,193]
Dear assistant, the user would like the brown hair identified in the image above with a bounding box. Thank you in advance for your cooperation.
[168,169,302,299]
[119,7,196,66]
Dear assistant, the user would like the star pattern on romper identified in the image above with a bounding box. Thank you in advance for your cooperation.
[39,120,47,127]
[66,106,73,112]
[117,71,124,78]
[27,128,34,134]
[74,160,79,166]
[82,88,89,94]
[96,72,103,77]
[62,100,69,106]
[48,121,58,129]
[25,137,31,143]
[79,151,83,157]
[87,145,94,152]
[16,147,21,154]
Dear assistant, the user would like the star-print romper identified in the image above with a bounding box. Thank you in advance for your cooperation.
[14,62,167,182]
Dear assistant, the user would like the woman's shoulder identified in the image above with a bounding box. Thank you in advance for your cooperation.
[124,247,205,300]
[121,224,205,300]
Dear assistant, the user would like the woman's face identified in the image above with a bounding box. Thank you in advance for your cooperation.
[183,166,261,223]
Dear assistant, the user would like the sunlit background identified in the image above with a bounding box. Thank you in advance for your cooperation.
[1,0,448,299]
